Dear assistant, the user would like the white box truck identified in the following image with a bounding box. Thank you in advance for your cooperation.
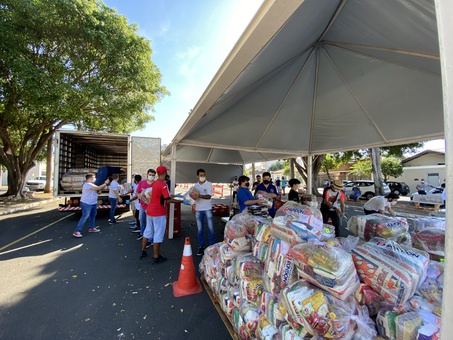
[54,130,161,212]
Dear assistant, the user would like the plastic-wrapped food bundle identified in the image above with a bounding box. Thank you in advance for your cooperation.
[230,212,266,236]
[417,260,444,306]
[60,168,98,191]
[255,190,274,209]
[412,229,445,257]
[200,243,221,282]
[182,186,200,205]
[256,315,279,340]
[275,201,323,222]
[355,283,385,317]
[271,202,331,245]
[280,280,376,339]
[406,216,445,232]
[376,307,440,340]
[264,237,298,294]
[240,302,261,338]
[351,238,429,305]
[290,241,360,300]
[347,214,410,243]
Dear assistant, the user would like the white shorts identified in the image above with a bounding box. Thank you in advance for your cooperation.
[145,215,166,243]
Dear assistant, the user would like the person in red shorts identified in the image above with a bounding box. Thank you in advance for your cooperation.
[142,166,181,264]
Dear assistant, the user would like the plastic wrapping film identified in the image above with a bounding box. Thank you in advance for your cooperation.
[182,186,200,205]
[347,214,410,244]
[351,238,429,305]
[403,216,445,233]
[376,305,440,340]
[412,229,445,257]
[290,241,360,300]
[271,201,333,245]
[279,280,376,339]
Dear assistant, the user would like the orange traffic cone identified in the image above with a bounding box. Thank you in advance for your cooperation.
[173,237,203,297]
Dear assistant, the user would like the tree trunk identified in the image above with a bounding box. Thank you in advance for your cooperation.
[3,168,27,198]
[44,137,53,193]
[371,147,384,195]
[292,155,325,196]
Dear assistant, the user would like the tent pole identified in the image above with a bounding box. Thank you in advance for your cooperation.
[435,0,452,337]
[168,144,177,240]
[307,155,313,195]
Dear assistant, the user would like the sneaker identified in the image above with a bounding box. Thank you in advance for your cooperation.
[136,235,143,240]
[152,255,167,265]
[140,251,148,259]
[132,228,141,233]
[108,219,116,224]
[196,247,205,256]
[73,231,83,238]
[129,223,137,229]
[129,221,136,226]
[146,242,153,249]
[88,228,100,233]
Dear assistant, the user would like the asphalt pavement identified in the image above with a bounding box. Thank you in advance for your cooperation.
[0,200,231,339]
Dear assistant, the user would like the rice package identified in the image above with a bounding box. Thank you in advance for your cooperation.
[280,280,356,338]
[351,238,429,305]
[412,229,445,257]
[290,241,360,300]
[347,214,409,243]
[264,237,297,292]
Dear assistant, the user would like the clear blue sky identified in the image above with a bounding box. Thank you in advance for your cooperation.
[102,0,264,145]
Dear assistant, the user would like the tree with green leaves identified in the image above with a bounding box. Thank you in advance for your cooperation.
[0,0,168,197]
[349,159,372,179]
[381,156,403,182]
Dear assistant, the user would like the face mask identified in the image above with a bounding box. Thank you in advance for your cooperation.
[245,182,250,187]
[199,177,206,182]
[263,180,270,185]
[391,200,397,206]
[148,175,155,181]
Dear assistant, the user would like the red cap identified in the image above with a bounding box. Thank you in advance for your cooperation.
[156,166,167,174]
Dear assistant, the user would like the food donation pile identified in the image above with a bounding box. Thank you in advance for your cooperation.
[199,201,444,340]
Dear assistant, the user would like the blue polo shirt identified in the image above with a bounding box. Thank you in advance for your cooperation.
[254,183,278,216]
[237,186,255,213]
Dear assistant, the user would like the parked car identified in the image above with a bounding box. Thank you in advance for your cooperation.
[25,176,46,191]
[343,180,391,200]
[385,181,411,196]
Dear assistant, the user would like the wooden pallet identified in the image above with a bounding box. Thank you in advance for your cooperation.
[200,277,239,340]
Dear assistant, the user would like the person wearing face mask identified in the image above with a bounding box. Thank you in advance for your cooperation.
[237,175,265,213]
[135,169,156,247]
[288,178,301,203]
[416,179,432,195]
[320,180,346,237]
[363,193,400,216]
[254,171,278,217]
[193,169,215,256]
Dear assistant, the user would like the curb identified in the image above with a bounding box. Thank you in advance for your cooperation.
[0,197,62,216]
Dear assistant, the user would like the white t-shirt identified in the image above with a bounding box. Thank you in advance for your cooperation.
[194,181,213,211]
[363,196,389,211]
[81,182,98,205]
[233,179,239,192]
[132,182,141,210]
[109,181,119,199]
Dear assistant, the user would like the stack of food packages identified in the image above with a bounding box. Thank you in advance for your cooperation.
[199,202,444,339]
[347,214,444,339]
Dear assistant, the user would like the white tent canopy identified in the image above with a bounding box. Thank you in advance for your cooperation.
[163,0,443,165]
[163,0,453,336]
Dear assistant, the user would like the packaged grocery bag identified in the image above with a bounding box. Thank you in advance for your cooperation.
[412,229,445,257]
[347,214,410,243]
[290,241,360,300]
[352,238,429,305]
